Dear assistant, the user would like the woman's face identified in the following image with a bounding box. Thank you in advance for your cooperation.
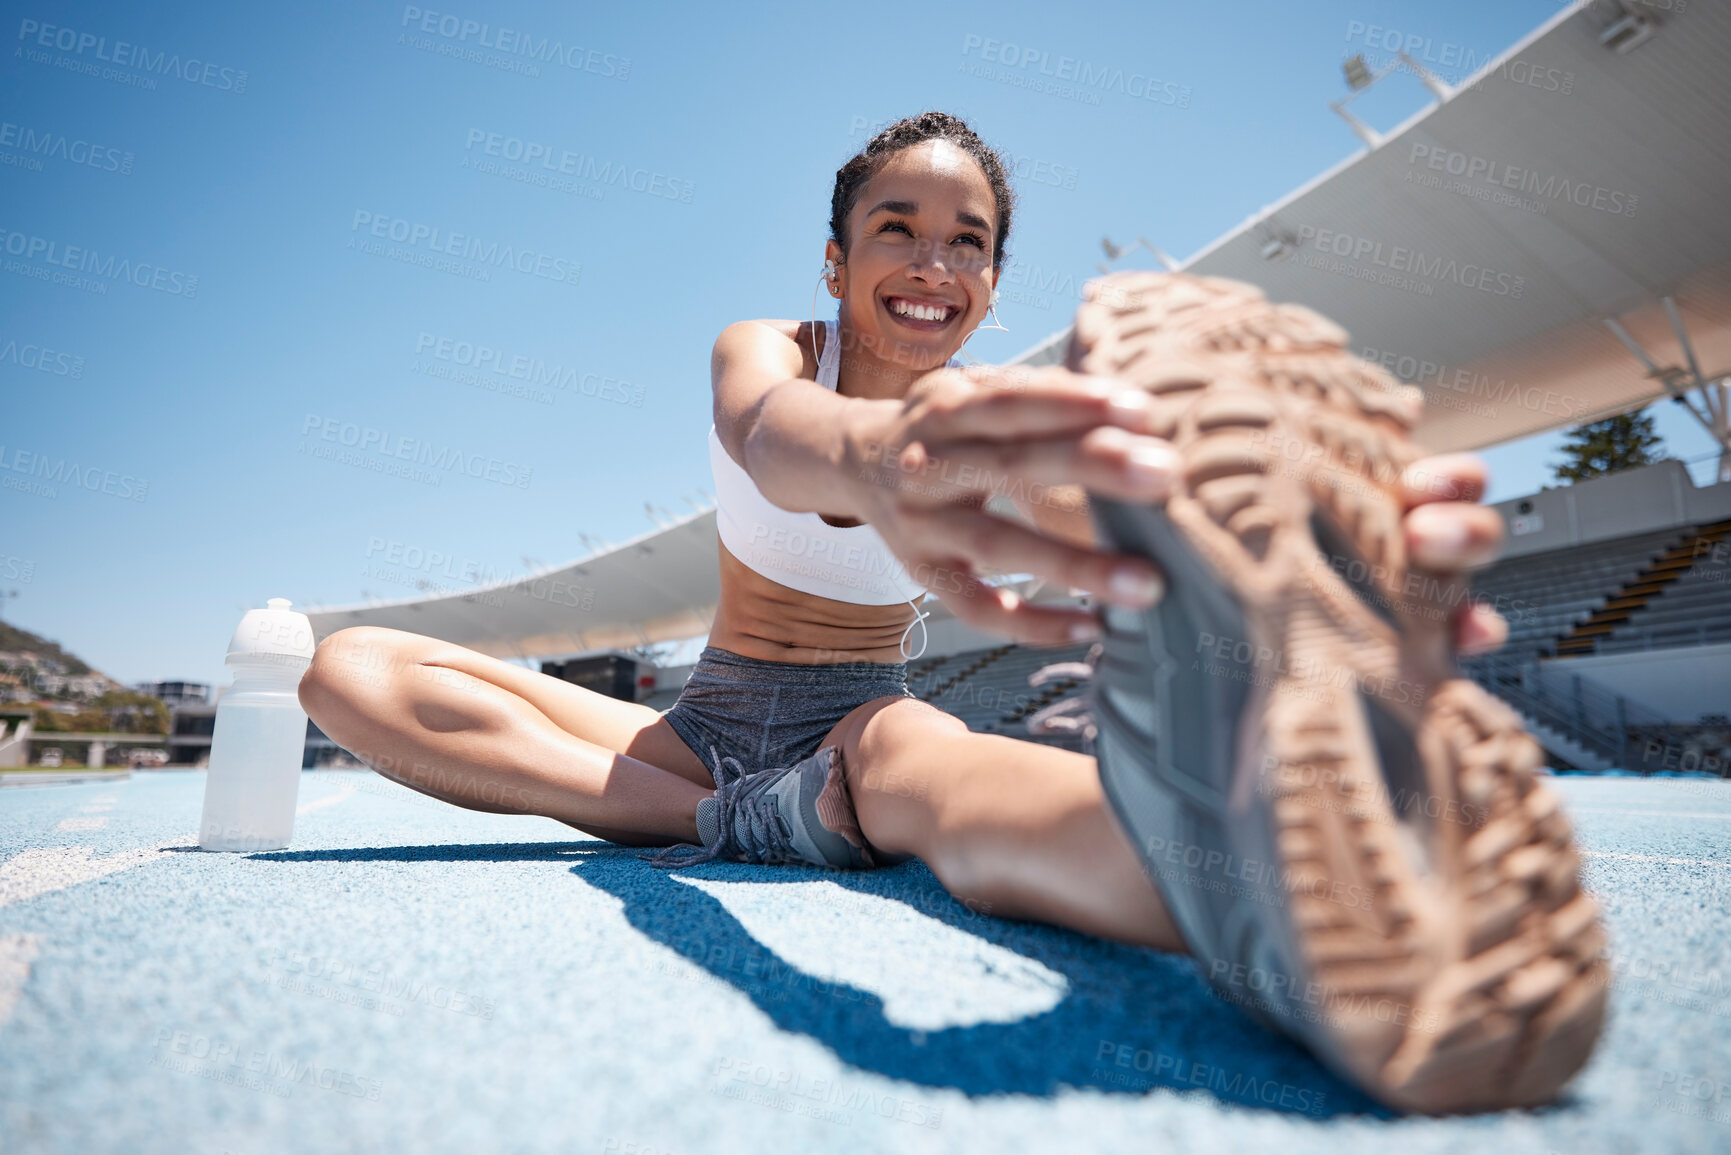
[830,139,999,372]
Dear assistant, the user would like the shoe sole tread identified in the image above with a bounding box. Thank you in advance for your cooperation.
[1073,271,1607,1114]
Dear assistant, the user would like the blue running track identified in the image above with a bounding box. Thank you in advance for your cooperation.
[2,770,1727,1153]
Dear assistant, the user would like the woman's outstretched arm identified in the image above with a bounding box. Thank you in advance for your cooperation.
[712,320,1179,640]
[712,319,894,522]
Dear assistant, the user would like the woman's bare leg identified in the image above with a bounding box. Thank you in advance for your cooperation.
[298,626,714,845]
[825,695,1186,951]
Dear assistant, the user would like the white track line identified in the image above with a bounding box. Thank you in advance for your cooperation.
[0,932,42,1032]
[1582,851,1731,868]
[0,837,193,910]
[295,784,356,817]
[54,817,109,832]
[1570,808,1731,820]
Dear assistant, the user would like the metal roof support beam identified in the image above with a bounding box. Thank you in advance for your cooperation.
[1397,51,1456,102]
[1661,297,1727,430]
[1601,317,1706,422]
[1603,311,1731,482]
[1096,236,1182,276]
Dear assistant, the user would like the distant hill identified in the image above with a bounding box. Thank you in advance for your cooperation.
[0,621,97,677]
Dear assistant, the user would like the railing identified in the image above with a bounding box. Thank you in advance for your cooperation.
[1599,623,1729,652]
[1462,654,1672,769]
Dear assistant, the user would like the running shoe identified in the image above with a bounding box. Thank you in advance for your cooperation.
[650,744,877,870]
[1072,271,1608,1113]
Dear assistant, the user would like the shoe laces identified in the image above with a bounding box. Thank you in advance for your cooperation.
[644,745,801,869]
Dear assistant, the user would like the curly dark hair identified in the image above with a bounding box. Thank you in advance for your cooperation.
[829,111,1015,272]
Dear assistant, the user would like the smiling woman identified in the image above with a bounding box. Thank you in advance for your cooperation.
[298,110,1593,1115]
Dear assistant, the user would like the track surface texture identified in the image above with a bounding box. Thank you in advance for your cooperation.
[1,769,1726,1153]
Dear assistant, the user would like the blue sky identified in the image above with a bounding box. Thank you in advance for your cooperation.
[2,0,1717,688]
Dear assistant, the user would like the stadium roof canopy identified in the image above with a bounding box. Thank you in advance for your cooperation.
[308,510,724,659]
[1013,0,1731,455]
[303,506,1048,658]
[306,0,1731,657]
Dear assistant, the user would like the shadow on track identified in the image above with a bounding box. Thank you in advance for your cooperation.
[254,839,1379,1117]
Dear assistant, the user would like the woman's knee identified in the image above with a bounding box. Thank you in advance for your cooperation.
[303,627,410,700]
[833,696,964,787]
[300,626,497,735]
[830,698,984,871]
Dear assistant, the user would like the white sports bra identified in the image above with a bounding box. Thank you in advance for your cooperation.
[709,317,966,660]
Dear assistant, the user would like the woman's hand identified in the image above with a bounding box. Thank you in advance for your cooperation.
[1401,453,1510,657]
[841,363,1179,642]
[841,363,1512,654]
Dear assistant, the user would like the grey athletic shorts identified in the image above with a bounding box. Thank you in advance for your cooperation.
[659,645,914,780]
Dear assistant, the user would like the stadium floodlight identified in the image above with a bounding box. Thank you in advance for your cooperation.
[1256,222,1298,262]
[1137,237,1181,271]
[1329,50,1452,147]
[1600,12,1657,54]
[1097,236,1181,275]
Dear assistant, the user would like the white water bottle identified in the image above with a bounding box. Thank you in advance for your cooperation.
[199,598,317,852]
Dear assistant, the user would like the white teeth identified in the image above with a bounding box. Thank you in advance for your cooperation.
[891,299,949,322]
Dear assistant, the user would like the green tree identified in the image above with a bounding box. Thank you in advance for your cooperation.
[1552,408,1667,483]
[30,692,168,735]
[93,691,170,735]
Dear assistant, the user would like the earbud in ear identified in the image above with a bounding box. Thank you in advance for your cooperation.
[823,258,838,281]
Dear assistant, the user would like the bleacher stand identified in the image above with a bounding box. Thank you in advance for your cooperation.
[623,466,1730,776]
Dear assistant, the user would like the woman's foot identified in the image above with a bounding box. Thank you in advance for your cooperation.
[1072,271,1607,1114]
[653,745,879,869]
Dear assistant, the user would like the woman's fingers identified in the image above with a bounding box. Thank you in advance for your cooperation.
[1399,454,1506,653]
[902,365,1160,443]
[1455,600,1509,656]
[895,504,1163,610]
[920,574,1109,647]
[858,425,1179,507]
[1401,454,1488,508]
[1406,502,1504,571]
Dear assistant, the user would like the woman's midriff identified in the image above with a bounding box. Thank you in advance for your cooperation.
[707,542,924,665]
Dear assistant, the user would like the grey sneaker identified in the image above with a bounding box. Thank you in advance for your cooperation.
[1071,271,1607,1114]
[650,744,877,870]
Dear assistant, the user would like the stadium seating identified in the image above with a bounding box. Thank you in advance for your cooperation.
[1594,520,1731,653]
[1466,528,1683,664]
[635,522,1726,769]
[912,523,1729,764]
[914,640,1093,738]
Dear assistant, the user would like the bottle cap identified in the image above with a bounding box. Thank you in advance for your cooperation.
[226,597,317,668]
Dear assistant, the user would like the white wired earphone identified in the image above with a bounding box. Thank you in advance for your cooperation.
[807,255,1009,660]
[957,283,1009,359]
[809,256,841,364]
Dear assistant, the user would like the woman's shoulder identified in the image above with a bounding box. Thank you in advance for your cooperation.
[715,317,814,348]
[712,318,821,379]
